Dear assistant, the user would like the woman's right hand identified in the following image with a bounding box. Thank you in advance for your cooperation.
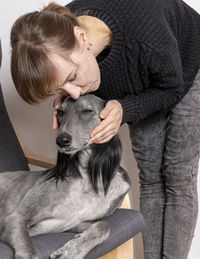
[53,94,67,131]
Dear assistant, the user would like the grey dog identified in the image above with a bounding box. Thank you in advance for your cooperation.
[0,94,131,259]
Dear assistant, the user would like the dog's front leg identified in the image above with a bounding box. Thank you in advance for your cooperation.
[50,221,110,259]
[67,221,93,233]
[1,215,38,259]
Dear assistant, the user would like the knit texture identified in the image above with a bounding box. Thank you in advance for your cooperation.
[67,0,200,124]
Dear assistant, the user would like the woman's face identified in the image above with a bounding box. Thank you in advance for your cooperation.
[49,27,101,99]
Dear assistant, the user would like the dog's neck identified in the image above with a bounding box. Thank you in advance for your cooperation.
[76,146,105,193]
[77,146,93,173]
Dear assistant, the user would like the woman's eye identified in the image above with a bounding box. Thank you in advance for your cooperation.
[70,73,77,82]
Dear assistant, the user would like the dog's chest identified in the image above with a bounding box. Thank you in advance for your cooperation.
[55,170,129,221]
[29,191,108,236]
[50,179,108,220]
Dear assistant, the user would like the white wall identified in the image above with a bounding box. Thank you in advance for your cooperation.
[0,1,199,259]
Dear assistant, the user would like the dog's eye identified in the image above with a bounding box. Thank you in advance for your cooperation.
[57,109,63,117]
[81,109,94,114]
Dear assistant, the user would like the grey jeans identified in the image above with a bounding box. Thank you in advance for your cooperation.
[129,70,200,259]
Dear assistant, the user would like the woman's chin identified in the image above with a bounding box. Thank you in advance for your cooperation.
[93,79,100,91]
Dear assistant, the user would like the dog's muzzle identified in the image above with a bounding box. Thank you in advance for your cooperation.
[56,133,72,148]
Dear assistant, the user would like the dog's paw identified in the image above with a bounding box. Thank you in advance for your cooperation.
[50,245,83,259]
[50,252,82,259]
[15,253,39,259]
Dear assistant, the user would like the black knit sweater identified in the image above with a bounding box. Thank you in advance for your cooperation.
[67,0,200,124]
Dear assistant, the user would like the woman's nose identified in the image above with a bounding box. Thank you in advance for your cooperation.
[60,83,81,100]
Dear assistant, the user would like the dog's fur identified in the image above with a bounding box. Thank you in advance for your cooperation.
[0,94,131,259]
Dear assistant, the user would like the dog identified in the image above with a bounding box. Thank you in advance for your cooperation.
[0,94,131,259]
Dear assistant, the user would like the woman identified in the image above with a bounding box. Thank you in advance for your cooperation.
[10,0,200,258]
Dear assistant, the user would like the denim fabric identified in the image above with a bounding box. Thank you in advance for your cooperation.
[129,69,200,259]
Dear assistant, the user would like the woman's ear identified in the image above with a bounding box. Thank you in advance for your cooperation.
[73,26,89,48]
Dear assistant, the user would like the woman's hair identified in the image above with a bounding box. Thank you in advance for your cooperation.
[10,2,80,104]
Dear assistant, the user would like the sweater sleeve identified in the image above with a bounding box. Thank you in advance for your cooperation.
[117,46,185,125]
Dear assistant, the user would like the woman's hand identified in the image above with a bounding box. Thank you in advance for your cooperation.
[89,100,123,144]
[53,94,67,130]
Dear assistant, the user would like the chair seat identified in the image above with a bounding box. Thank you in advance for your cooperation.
[0,208,145,259]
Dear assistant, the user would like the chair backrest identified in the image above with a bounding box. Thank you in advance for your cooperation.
[0,40,29,172]
[0,40,1,67]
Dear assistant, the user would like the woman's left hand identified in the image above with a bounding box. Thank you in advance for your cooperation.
[89,100,123,144]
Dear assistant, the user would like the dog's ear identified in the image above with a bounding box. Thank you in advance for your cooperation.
[45,152,81,183]
[88,135,122,194]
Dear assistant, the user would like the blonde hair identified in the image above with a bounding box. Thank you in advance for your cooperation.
[10,2,80,104]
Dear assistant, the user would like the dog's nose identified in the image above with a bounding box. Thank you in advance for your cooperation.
[56,133,72,148]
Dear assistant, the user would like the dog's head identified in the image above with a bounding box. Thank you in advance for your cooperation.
[47,94,122,194]
[56,94,105,155]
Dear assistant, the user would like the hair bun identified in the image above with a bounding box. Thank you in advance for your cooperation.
[42,2,76,20]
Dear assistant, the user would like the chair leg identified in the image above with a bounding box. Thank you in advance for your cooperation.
[98,238,134,259]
